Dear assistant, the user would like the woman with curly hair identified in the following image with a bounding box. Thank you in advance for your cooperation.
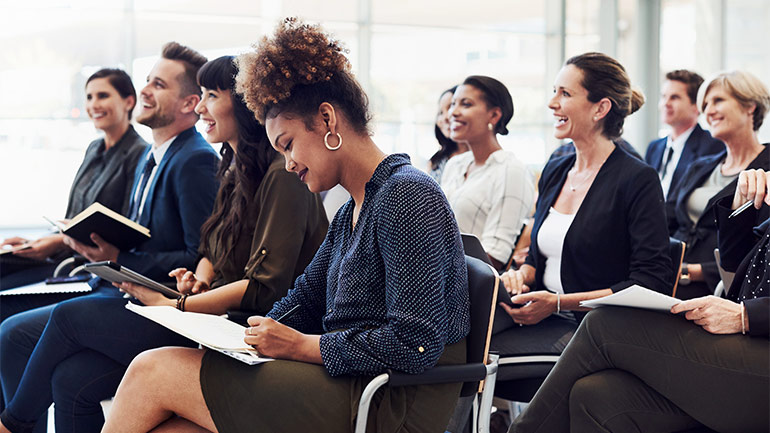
[0,56,327,433]
[103,18,470,433]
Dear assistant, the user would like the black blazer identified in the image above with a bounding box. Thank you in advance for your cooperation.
[64,126,148,218]
[715,198,769,339]
[645,124,724,234]
[671,144,770,299]
[525,147,672,300]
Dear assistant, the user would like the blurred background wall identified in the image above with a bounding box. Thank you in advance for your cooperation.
[1,0,769,229]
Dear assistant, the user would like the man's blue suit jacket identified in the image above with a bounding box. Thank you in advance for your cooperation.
[645,123,724,234]
[116,126,219,282]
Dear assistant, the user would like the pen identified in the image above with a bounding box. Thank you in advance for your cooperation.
[275,304,301,323]
[728,200,754,219]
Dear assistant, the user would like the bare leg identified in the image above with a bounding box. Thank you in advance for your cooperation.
[101,347,217,433]
[150,417,213,433]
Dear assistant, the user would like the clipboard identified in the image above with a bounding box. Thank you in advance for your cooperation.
[84,261,180,298]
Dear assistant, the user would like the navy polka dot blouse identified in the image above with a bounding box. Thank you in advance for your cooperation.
[267,154,471,377]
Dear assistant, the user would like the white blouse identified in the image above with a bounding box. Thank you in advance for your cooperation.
[537,207,577,294]
[441,150,535,263]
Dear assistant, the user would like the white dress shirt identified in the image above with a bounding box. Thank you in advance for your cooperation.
[660,125,695,199]
[133,135,176,218]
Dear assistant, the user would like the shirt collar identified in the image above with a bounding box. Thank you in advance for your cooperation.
[666,124,696,151]
[150,135,177,165]
[365,153,411,191]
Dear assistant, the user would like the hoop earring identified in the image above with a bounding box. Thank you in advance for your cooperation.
[324,131,342,151]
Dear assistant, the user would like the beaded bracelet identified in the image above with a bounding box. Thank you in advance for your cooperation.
[176,294,189,312]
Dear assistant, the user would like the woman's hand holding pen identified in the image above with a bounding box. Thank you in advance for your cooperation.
[114,281,174,307]
[169,268,210,294]
[244,317,321,363]
[733,168,769,211]
[245,307,322,364]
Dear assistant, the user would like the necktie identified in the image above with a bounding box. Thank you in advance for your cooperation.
[659,146,674,180]
[128,155,156,222]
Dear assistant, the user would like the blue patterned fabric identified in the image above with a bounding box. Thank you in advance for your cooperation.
[267,154,470,377]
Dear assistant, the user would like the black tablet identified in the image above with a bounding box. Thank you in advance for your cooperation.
[84,261,180,298]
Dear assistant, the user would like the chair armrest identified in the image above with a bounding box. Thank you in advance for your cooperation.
[386,363,488,387]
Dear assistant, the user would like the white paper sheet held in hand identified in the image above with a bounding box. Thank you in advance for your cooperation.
[579,285,681,312]
[125,303,273,365]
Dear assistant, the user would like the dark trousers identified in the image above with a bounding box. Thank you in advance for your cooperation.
[0,275,89,432]
[509,307,770,433]
[0,288,197,433]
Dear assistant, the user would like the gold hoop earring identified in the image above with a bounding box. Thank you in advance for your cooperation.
[487,123,494,131]
[324,131,342,151]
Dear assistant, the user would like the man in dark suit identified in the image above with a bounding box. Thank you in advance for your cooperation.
[62,42,219,281]
[0,42,219,433]
[645,70,724,234]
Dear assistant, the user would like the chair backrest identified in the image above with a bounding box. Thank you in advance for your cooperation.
[461,255,499,396]
[669,238,686,298]
[461,234,493,266]
[713,248,736,293]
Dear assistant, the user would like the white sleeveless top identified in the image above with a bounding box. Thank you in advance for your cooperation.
[537,207,577,294]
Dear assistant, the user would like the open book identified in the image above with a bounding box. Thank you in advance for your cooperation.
[579,285,681,312]
[125,303,273,365]
[54,203,150,250]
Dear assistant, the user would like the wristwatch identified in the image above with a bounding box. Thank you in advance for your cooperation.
[679,263,691,286]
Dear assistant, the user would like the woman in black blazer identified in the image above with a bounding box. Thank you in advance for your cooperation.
[492,53,671,358]
[670,71,770,300]
[510,169,770,433]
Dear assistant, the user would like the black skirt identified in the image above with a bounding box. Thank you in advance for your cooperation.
[200,339,466,433]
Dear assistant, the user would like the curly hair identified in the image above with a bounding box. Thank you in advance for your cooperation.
[236,17,371,134]
[197,56,276,272]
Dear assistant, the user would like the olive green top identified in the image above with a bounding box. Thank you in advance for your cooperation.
[201,154,328,314]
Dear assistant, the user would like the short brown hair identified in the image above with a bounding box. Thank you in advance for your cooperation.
[161,42,207,97]
[665,70,704,104]
[698,70,770,131]
[566,52,644,140]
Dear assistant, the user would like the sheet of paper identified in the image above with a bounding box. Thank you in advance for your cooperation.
[125,303,273,365]
[0,281,92,296]
[579,285,680,312]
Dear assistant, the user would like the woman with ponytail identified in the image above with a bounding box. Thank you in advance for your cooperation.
[491,53,672,366]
